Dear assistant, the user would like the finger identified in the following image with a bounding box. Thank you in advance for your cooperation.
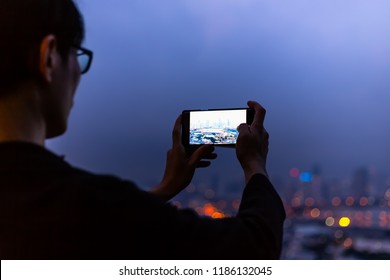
[189,145,214,167]
[202,152,218,160]
[237,123,250,138]
[172,114,182,148]
[262,128,269,146]
[237,123,250,133]
[247,100,266,131]
[263,128,269,141]
[197,161,211,168]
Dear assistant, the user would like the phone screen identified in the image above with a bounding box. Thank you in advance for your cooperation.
[188,109,248,145]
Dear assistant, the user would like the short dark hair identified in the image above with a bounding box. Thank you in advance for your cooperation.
[0,0,85,93]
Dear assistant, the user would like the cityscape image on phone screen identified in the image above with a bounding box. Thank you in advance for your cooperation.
[189,109,246,145]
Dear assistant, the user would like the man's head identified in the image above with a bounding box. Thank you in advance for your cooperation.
[0,0,91,139]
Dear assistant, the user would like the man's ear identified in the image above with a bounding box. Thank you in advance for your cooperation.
[39,35,59,83]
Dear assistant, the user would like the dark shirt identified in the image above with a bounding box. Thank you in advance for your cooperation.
[0,142,285,260]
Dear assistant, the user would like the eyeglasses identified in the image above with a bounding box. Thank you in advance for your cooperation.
[75,46,93,74]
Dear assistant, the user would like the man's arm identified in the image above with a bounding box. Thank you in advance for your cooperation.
[237,173,286,259]
[152,173,285,259]
[166,101,285,258]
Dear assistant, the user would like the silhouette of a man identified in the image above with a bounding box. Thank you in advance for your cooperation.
[0,0,285,259]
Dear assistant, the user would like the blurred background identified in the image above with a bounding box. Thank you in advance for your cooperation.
[48,0,390,259]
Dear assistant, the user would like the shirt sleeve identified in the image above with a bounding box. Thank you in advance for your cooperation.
[163,174,286,259]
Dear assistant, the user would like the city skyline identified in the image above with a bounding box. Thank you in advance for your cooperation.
[170,161,390,259]
[189,110,246,130]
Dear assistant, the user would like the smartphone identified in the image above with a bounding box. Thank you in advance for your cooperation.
[181,108,254,148]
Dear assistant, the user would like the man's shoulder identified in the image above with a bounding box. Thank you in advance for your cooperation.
[66,165,144,201]
[0,141,148,204]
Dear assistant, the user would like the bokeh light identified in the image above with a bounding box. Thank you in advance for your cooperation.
[289,168,300,178]
[339,217,351,227]
[325,217,335,226]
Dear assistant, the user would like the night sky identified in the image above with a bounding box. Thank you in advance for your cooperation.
[47,0,390,189]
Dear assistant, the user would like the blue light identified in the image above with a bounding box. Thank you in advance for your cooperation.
[300,172,313,183]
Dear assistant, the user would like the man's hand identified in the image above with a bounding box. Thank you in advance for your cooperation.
[150,115,217,201]
[236,101,269,184]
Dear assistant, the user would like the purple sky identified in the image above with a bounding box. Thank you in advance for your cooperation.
[48,0,390,189]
